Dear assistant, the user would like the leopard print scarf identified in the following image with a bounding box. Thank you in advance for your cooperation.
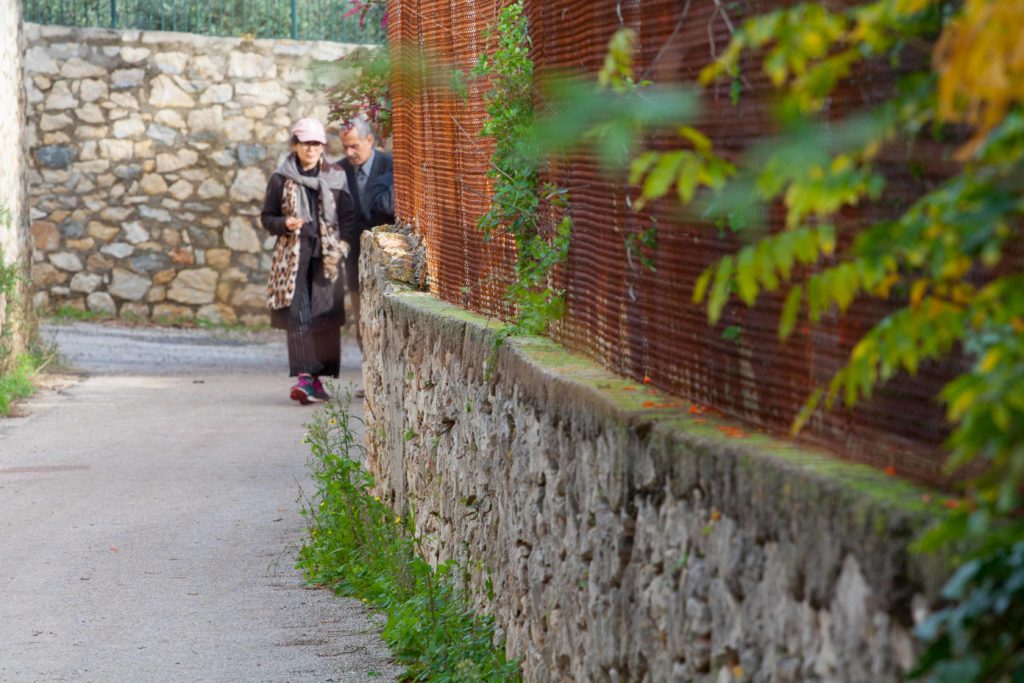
[266,157,350,310]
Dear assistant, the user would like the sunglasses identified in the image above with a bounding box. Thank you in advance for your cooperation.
[298,140,324,148]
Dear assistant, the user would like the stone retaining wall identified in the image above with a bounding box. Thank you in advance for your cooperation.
[360,228,948,683]
[25,24,357,324]
[1,0,32,356]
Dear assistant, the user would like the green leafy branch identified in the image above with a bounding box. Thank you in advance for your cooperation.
[474,0,571,336]
[548,0,1024,676]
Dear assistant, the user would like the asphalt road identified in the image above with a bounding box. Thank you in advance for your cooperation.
[0,322,399,682]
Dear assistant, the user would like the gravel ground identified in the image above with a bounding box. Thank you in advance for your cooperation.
[0,322,399,682]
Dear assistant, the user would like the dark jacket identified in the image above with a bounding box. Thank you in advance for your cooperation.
[338,151,394,289]
[260,161,357,330]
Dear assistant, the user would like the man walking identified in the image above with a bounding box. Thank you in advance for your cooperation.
[337,118,394,354]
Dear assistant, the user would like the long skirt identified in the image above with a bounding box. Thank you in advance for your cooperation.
[271,252,345,378]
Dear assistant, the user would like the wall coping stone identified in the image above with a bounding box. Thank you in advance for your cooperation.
[367,231,951,612]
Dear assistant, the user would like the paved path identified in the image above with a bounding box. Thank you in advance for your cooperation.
[0,322,400,682]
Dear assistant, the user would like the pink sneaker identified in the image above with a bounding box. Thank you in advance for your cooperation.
[311,376,330,401]
[290,374,317,405]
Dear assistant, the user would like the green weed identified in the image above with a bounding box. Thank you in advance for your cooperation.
[0,351,46,416]
[297,385,521,682]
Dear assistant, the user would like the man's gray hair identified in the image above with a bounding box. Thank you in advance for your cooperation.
[343,117,375,141]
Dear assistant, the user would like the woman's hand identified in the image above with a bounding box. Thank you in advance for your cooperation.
[285,217,303,232]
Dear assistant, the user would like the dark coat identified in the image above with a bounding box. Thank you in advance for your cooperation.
[260,164,358,330]
[338,151,394,289]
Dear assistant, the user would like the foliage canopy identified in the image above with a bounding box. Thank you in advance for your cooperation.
[545,0,1022,678]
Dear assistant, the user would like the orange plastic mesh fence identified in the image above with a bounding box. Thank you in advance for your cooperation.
[388,0,964,486]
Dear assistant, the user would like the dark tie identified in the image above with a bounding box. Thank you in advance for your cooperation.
[357,165,368,199]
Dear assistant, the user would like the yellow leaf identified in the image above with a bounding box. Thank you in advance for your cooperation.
[950,387,974,419]
[934,0,1024,157]
[980,349,1001,373]
[910,280,928,307]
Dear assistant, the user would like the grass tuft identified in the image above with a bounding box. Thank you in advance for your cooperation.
[297,385,520,682]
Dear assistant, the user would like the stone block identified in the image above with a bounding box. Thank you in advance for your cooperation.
[229,167,267,202]
[149,74,195,108]
[169,248,195,266]
[120,47,151,63]
[109,267,151,301]
[113,163,143,180]
[101,243,134,259]
[25,46,59,74]
[66,238,95,251]
[197,178,227,199]
[189,54,227,82]
[31,221,61,251]
[72,159,111,174]
[227,52,276,79]
[167,268,218,304]
[109,92,140,109]
[86,254,115,272]
[99,139,134,161]
[224,216,261,253]
[60,57,106,79]
[153,303,194,321]
[223,116,256,143]
[76,103,106,124]
[111,68,145,89]
[123,222,149,244]
[71,271,103,293]
[40,113,73,131]
[161,229,182,248]
[197,304,237,325]
[240,313,270,327]
[32,263,67,287]
[49,251,84,272]
[35,145,76,169]
[74,125,108,140]
[86,292,117,315]
[153,51,189,74]
[154,109,186,129]
[78,78,109,102]
[231,284,266,309]
[153,269,177,286]
[168,180,195,201]
[206,249,232,270]
[130,250,172,273]
[88,221,120,241]
[155,149,198,173]
[200,83,233,104]
[120,302,150,320]
[44,81,77,110]
[113,115,146,138]
[235,80,289,106]
[146,122,178,147]
[139,173,169,195]
[134,140,156,158]
[186,106,224,134]
[146,286,166,303]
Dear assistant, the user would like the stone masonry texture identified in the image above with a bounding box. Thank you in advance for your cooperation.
[1,0,32,355]
[24,24,359,325]
[359,229,950,683]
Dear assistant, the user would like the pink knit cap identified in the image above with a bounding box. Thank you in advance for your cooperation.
[291,117,327,144]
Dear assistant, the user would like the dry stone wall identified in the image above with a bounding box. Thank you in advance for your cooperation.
[1,0,32,356]
[24,24,357,324]
[360,229,948,683]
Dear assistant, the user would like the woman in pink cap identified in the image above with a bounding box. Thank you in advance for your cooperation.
[261,118,357,404]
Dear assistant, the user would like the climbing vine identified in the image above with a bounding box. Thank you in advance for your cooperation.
[551,1,1024,677]
[473,0,571,336]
